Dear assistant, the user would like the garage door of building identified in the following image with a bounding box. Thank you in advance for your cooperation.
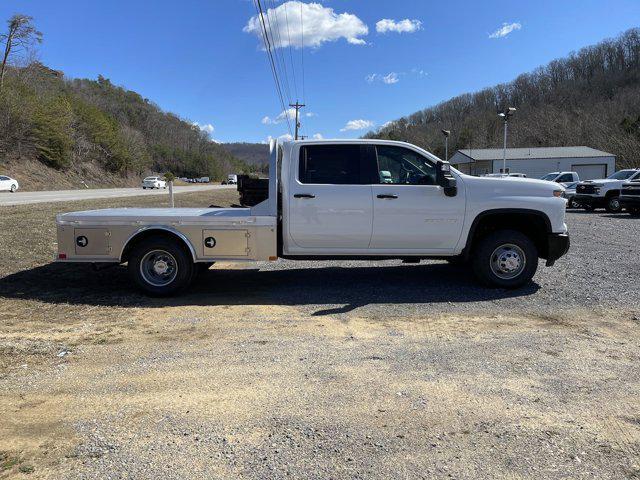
[572,164,607,181]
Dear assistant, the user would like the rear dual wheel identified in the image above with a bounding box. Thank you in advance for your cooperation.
[128,238,194,296]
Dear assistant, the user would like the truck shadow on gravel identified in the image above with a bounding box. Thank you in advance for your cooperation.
[0,262,539,314]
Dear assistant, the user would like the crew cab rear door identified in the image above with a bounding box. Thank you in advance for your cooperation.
[369,145,465,252]
[288,144,373,249]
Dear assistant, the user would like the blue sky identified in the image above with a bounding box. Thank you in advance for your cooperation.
[2,0,639,143]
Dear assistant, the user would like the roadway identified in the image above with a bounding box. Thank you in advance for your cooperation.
[0,184,233,206]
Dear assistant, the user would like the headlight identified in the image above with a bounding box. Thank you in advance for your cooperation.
[553,190,563,197]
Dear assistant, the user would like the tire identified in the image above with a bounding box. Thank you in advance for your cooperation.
[143,187,147,190]
[128,237,194,296]
[472,230,538,289]
[10,184,17,193]
[568,198,581,209]
[605,196,622,213]
[583,204,594,212]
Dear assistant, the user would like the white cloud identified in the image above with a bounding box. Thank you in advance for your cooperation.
[489,22,522,39]
[366,72,400,84]
[376,18,422,34]
[312,133,324,140]
[411,68,428,77]
[263,108,316,125]
[244,1,368,49]
[340,119,375,132]
[265,133,294,144]
[193,122,215,135]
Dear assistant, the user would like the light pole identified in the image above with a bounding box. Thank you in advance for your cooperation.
[441,129,451,161]
[498,107,516,175]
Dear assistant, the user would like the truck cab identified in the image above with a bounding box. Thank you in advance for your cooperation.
[56,139,570,296]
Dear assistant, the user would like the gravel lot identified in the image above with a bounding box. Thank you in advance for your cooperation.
[0,193,639,479]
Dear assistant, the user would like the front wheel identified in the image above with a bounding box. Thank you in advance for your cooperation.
[10,184,17,193]
[128,237,194,296]
[605,196,622,213]
[568,198,581,209]
[472,230,538,289]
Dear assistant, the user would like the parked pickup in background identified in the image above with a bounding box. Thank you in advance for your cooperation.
[55,139,570,296]
[574,169,640,212]
[540,171,580,186]
[620,178,640,216]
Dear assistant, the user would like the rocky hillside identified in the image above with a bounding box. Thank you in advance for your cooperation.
[0,62,248,190]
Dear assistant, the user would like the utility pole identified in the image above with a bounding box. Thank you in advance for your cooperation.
[289,101,306,140]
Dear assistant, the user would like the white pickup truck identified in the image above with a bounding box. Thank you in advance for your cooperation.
[574,168,640,212]
[56,139,570,295]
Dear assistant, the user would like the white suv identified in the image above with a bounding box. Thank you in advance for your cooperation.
[575,169,640,213]
[0,175,19,193]
[142,177,167,189]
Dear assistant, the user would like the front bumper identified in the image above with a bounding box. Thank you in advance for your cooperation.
[574,194,606,208]
[619,196,640,208]
[545,232,570,267]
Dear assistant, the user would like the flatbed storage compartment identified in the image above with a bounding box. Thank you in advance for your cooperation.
[56,208,276,263]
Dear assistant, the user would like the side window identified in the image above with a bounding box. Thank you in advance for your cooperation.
[0,176,7,181]
[299,145,362,184]
[376,146,437,185]
[558,174,573,182]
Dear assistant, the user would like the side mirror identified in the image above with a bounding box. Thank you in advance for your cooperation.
[437,161,458,197]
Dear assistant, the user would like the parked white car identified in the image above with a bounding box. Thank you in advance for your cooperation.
[540,172,579,186]
[0,175,19,193]
[142,177,167,189]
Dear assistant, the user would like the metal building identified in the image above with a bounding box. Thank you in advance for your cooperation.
[450,146,616,180]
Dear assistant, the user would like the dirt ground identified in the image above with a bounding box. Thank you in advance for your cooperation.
[0,191,639,479]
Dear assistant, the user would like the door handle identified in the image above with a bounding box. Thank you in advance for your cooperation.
[294,193,315,199]
[377,194,398,199]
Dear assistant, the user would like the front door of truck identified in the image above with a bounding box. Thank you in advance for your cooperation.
[288,144,373,249]
[369,145,465,252]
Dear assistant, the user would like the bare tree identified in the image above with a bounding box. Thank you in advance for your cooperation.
[0,14,42,93]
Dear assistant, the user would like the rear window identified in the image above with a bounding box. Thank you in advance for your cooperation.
[299,145,362,184]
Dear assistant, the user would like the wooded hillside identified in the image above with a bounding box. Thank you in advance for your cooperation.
[221,143,269,170]
[0,15,247,189]
[367,28,640,169]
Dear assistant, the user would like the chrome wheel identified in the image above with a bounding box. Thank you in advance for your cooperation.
[490,244,526,280]
[140,250,178,287]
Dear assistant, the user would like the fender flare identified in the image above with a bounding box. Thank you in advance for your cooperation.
[120,226,197,262]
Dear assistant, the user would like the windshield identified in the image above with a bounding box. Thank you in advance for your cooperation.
[607,170,637,180]
[541,173,558,181]
[144,177,157,181]
[566,182,578,189]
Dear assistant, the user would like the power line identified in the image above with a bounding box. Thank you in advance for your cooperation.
[282,1,298,100]
[253,0,292,136]
[300,1,306,104]
[264,0,292,105]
